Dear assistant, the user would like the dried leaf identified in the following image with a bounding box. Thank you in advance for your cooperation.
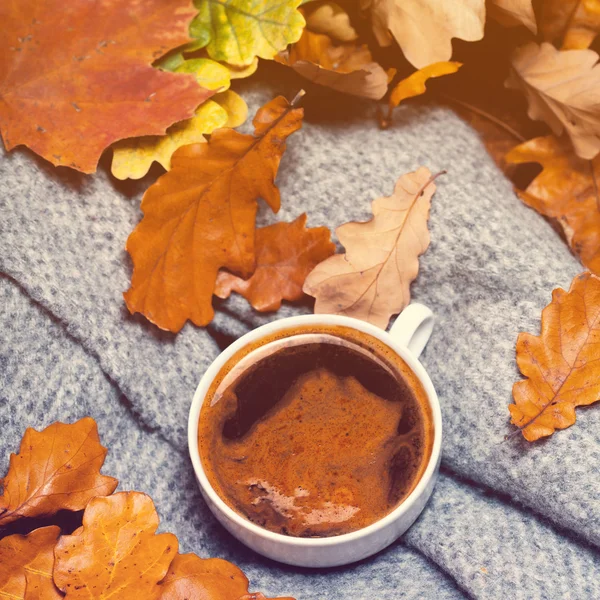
[304,2,358,41]
[505,136,600,274]
[488,0,537,32]
[276,31,388,99]
[364,0,485,68]
[190,0,306,66]
[0,527,62,600]
[303,167,438,329]
[510,272,600,441]
[506,42,600,160]
[382,62,462,127]
[540,0,600,50]
[54,492,177,599]
[157,553,295,600]
[215,214,335,311]
[124,95,303,332]
[0,417,117,526]
[0,0,209,173]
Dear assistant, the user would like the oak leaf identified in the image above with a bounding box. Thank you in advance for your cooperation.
[488,0,537,32]
[540,0,600,50]
[190,0,306,66]
[363,0,485,69]
[506,42,600,160]
[124,95,304,332]
[303,167,438,329]
[54,492,178,599]
[304,2,358,41]
[505,136,600,274]
[0,527,62,600]
[0,0,209,173]
[215,214,335,311]
[510,272,600,441]
[0,417,117,526]
[276,31,388,99]
[382,62,462,127]
[158,553,295,600]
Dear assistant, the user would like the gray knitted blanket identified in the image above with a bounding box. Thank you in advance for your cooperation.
[2,72,599,599]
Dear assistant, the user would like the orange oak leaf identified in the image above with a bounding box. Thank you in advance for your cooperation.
[0,0,211,173]
[303,168,439,329]
[157,553,295,600]
[54,492,178,599]
[215,214,335,311]
[276,31,388,99]
[0,526,62,600]
[0,418,117,526]
[124,95,304,332]
[505,136,600,275]
[510,272,600,441]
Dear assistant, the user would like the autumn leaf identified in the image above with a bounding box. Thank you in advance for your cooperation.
[304,2,358,41]
[124,95,304,332]
[303,168,439,329]
[381,62,462,127]
[506,42,600,160]
[0,0,210,173]
[540,0,600,50]
[0,527,62,600]
[158,553,295,600]
[0,418,117,526]
[215,214,335,311]
[54,492,177,599]
[363,0,485,68]
[276,31,388,99]
[510,272,600,441]
[190,0,306,66]
[488,0,537,32]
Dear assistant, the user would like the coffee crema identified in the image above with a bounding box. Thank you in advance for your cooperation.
[198,325,433,537]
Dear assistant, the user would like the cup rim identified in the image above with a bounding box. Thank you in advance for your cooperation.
[188,313,442,548]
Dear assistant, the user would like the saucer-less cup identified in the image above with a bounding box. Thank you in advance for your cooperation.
[188,303,441,568]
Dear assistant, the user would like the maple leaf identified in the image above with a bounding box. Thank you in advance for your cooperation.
[362,0,485,69]
[506,42,600,160]
[510,272,600,441]
[488,0,537,32]
[0,527,62,600]
[54,492,178,600]
[276,31,388,99]
[190,0,306,66]
[0,0,210,173]
[0,417,117,526]
[157,553,295,600]
[124,95,304,332]
[304,2,358,41]
[540,0,600,50]
[505,136,600,275]
[303,168,439,329]
[215,214,335,311]
[381,62,462,127]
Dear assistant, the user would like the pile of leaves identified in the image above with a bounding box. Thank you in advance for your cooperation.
[0,417,292,600]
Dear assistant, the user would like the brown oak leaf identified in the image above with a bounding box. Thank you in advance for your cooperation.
[505,136,600,274]
[215,214,335,311]
[303,167,439,329]
[158,553,295,600]
[540,0,600,50]
[124,95,303,332]
[0,417,117,526]
[54,492,178,599]
[0,0,210,173]
[510,272,600,441]
[303,2,358,41]
[276,31,387,99]
[0,526,62,600]
[488,0,537,32]
[506,42,600,160]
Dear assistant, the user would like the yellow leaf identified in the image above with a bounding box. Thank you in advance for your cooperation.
[540,0,600,50]
[175,58,231,91]
[304,2,358,41]
[191,0,306,66]
[227,57,259,79]
[212,90,248,127]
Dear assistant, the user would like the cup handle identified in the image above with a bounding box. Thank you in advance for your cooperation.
[388,303,434,359]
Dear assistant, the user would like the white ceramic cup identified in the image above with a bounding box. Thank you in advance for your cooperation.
[188,303,441,568]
